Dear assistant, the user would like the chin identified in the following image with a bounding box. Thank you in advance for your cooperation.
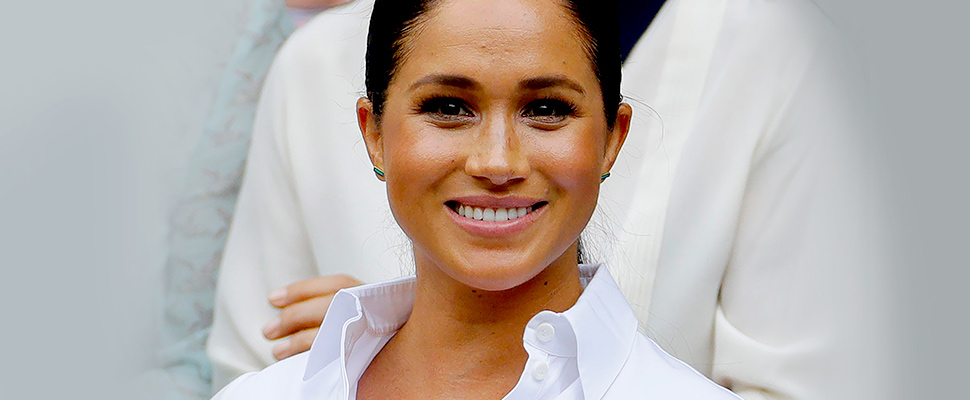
[471,274,536,292]
[443,250,552,292]
[453,270,540,292]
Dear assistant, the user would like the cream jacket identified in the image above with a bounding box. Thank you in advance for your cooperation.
[209,0,885,398]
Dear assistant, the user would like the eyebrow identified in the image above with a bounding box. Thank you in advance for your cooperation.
[408,74,586,95]
[409,74,481,91]
[520,76,586,95]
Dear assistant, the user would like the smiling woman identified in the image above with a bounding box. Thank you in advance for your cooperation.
[211,0,739,399]
[357,0,627,295]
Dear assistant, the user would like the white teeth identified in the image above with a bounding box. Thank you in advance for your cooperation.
[455,204,536,222]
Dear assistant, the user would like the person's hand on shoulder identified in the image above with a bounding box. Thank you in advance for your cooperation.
[261,274,363,360]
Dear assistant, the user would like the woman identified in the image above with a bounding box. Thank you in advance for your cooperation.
[213,0,740,398]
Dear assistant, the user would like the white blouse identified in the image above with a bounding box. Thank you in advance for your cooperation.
[212,265,741,400]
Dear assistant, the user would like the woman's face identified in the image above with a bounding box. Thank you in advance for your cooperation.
[359,0,631,291]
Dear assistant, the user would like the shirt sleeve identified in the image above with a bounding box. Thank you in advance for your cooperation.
[206,45,321,392]
[709,29,889,400]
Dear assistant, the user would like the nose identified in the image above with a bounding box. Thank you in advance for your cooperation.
[464,114,528,186]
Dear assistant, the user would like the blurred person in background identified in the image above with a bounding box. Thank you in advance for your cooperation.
[137,1,348,399]
[196,0,884,399]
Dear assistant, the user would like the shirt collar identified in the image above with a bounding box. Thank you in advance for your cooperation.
[563,264,639,399]
[301,264,640,400]
[302,275,416,381]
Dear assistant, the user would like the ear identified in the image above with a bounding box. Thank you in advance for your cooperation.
[602,103,632,175]
[357,97,385,180]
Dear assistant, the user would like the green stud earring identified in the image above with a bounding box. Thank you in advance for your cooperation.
[374,167,385,179]
[600,172,611,181]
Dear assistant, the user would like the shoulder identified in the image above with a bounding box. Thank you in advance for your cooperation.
[272,0,372,81]
[212,353,339,400]
[715,0,852,69]
[721,0,840,42]
[607,335,741,399]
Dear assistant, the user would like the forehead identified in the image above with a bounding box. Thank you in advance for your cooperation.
[394,0,596,90]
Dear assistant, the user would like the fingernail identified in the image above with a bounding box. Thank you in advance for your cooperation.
[268,288,287,304]
[272,340,291,360]
[262,317,281,338]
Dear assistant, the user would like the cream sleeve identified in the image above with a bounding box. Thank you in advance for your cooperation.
[710,32,889,400]
[206,49,320,391]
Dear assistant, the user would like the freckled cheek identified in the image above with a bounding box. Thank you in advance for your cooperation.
[532,133,605,204]
[383,123,462,205]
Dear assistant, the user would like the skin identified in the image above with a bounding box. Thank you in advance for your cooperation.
[351,0,631,398]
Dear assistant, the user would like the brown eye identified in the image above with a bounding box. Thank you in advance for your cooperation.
[523,99,577,125]
[421,97,474,118]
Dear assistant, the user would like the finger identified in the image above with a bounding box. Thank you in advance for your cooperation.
[268,274,362,307]
[272,328,318,361]
[263,295,334,340]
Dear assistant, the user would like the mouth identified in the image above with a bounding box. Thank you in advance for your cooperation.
[445,200,547,222]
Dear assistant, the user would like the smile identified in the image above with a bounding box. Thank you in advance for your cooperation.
[451,203,539,222]
[445,198,547,237]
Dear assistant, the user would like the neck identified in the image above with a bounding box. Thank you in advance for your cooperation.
[367,247,583,398]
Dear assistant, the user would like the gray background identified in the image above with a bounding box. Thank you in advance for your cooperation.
[0,0,964,398]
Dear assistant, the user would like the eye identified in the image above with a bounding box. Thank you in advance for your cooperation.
[419,97,475,122]
[522,98,577,125]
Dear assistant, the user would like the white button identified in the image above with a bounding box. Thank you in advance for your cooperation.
[531,361,549,381]
[536,322,556,342]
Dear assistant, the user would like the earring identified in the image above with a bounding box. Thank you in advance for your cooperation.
[373,167,385,179]
[600,172,611,181]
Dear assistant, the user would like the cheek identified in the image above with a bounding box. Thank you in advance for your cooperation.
[530,126,606,201]
[382,119,459,208]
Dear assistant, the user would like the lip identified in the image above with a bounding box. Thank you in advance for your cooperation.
[445,196,547,238]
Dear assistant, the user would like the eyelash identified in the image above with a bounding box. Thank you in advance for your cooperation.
[417,96,474,120]
[522,97,579,122]
[415,96,579,126]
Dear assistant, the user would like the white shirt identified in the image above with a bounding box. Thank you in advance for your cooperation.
[209,0,886,398]
[212,265,741,400]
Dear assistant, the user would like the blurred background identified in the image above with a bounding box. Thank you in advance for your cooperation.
[0,0,964,398]
[0,1,256,397]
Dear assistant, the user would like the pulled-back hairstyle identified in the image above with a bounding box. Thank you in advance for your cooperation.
[364,0,622,128]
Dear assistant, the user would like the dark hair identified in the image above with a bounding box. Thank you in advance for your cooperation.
[364,0,622,128]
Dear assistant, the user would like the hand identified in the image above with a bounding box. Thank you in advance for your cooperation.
[262,274,363,360]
